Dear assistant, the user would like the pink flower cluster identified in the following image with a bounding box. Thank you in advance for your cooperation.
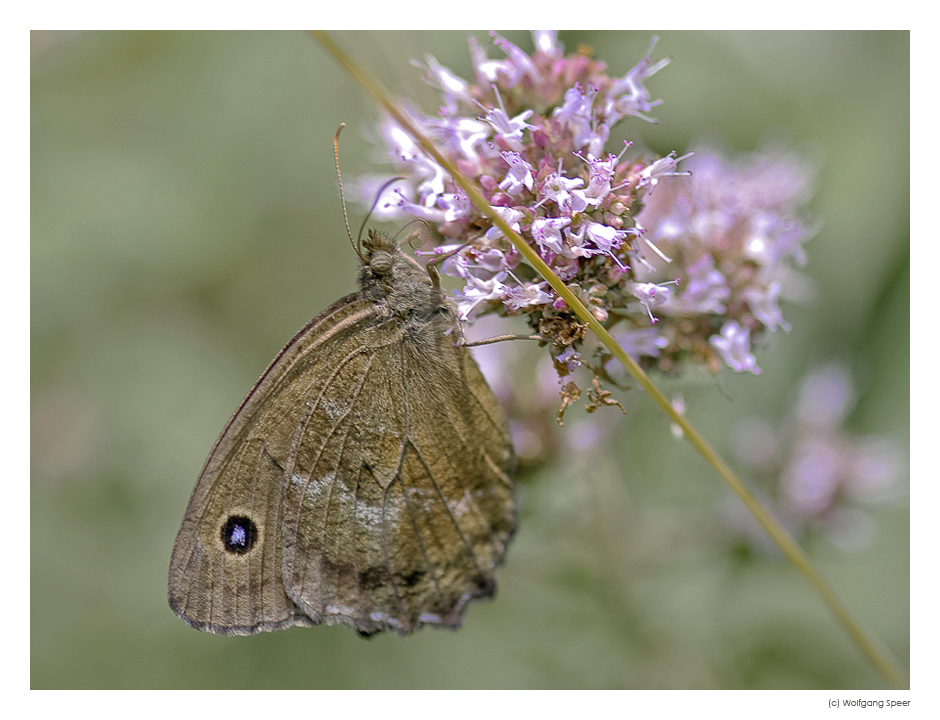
[726,363,905,551]
[363,31,817,416]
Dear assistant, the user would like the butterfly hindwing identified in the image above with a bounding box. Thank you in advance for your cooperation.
[280,308,515,635]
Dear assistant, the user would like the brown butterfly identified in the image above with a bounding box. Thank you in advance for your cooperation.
[168,225,516,636]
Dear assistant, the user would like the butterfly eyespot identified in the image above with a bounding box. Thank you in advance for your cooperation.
[369,251,393,275]
[220,515,258,555]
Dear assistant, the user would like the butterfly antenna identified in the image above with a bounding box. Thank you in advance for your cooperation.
[393,217,431,247]
[357,176,407,248]
[333,124,361,260]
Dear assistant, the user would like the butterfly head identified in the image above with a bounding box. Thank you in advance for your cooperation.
[361,229,397,276]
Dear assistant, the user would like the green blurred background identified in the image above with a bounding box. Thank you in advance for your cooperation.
[31,31,909,689]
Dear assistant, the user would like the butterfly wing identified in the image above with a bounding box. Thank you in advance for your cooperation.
[168,294,381,635]
[170,276,516,636]
[280,309,516,635]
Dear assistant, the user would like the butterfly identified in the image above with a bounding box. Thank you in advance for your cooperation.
[168,227,516,636]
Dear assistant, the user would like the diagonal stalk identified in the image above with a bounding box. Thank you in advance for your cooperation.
[310,30,908,690]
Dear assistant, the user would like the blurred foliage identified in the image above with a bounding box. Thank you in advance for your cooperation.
[31,30,908,689]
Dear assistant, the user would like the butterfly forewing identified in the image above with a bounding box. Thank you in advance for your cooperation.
[168,296,385,634]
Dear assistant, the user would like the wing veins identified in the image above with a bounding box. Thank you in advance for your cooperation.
[405,438,485,577]
[309,419,357,604]
[297,350,376,601]
[289,331,400,608]
[408,401,508,543]
[378,474,410,628]
[386,468,444,612]
[281,345,378,569]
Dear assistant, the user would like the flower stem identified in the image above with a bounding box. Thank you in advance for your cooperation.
[311,30,908,690]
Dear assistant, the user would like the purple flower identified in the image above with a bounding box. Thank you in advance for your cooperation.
[393,201,443,223]
[484,206,523,240]
[504,281,553,312]
[498,151,535,195]
[606,36,670,123]
[629,280,675,324]
[470,32,538,88]
[584,221,627,255]
[531,216,571,254]
[421,54,472,112]
[581,152,620,206]
[483,91,536,152]
[679,254,730,314]
[614,326,669,359]
[783,436,843,515]
[431,114,491,172]
[532,30,563,58]
[421,243,471,278]
[474,247,510,276]
[558,223,592,259]
[436,192,472,223]
[742,281,791,331]
[541,170,588,214]
[555,345,582,371]
[554,83,599,151]
[490,32,541,86]
[637,151,694,193]
[709,321,761,374]
[794,362,854,426]
[454,272,509,321]
[728,362,905,552]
